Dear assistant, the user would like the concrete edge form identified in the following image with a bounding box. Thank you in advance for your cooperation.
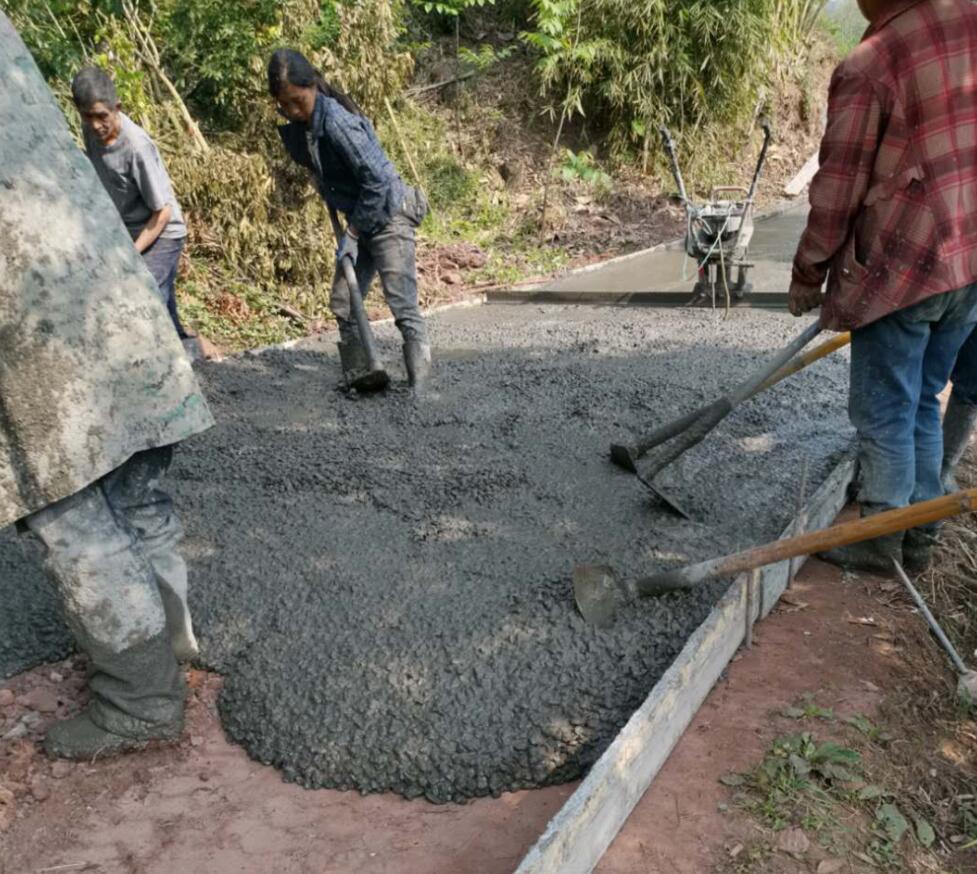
[514,453,857,874]
[484,290,791,309]
[242,295,487,357]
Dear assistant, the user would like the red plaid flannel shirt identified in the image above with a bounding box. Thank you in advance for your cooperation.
[792,0,977,331]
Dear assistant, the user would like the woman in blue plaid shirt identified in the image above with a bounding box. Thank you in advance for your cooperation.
[269,48,431,391]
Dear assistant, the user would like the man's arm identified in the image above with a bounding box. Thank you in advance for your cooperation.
[789,69,885,316]
[133,205,171,253]
[130,140,178,254]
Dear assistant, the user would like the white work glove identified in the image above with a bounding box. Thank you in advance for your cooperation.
[336,231,359,265]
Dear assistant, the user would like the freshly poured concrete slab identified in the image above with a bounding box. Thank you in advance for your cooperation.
[0,300,852,807]
[490,204,811,305]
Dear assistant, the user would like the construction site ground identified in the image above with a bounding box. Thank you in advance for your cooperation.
[3,205,975,873]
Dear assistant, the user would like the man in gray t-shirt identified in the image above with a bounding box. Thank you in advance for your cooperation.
[72,67,193,345]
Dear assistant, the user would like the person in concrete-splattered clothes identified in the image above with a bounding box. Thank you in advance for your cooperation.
[268,48,432,392]
[788,0,977,574]
[0,15,214,759]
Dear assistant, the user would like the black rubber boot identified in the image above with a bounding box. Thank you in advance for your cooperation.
[45,631,185,760]
[819,532,903,575]
[337,338,389,393]
[903,526,941,575]
[942,392,977,492]
[403,340,432,391]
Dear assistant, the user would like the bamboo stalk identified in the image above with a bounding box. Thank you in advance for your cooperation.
[383,97,421,185]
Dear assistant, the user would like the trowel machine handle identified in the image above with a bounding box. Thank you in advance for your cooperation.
[746,122,772,203]
[659,125,690,207]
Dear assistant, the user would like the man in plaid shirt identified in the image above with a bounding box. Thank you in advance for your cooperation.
[790,0,977,573]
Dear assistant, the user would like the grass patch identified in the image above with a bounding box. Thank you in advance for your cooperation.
[723,700,949,871]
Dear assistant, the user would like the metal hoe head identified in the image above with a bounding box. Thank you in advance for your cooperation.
[609,443,639,474]
[573,564,627,628]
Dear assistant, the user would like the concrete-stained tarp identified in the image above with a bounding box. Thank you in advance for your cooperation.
[0,13,213,529]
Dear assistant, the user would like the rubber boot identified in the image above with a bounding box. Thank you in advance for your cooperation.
[819,532,903,575]
[45,631,185,760]
[403,340,432,392]
[903,526,940,575]
[941,392,977,493]
[338,338,389,393]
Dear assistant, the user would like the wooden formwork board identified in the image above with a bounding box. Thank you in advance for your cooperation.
[515,454,857,874]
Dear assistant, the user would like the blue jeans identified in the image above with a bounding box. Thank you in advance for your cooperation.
[142,236,189,339]
[950,325,977,405]
[850,283,977,511]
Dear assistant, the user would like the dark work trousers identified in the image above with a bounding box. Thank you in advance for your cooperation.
[330,212,427,344]
[142,235,189,340]
[950,324,977,405]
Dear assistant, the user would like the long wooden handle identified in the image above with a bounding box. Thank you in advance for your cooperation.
[625,327,845,464]
[760,332,851,392]
[636,488,977,595]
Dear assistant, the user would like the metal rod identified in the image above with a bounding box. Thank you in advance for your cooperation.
[745,568,759,649]
[892,560,968,675]
[787,458,810,590]
[659,125,690,205]
[746,123,772,203]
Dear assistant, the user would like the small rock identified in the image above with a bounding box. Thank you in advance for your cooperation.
[442,271,463,286]
[49,672,64,683]
[0,689,14,707]
[817,860,845,874]
[190,735,204,747]
[21,688,59,714]
[777,827,810,858]
[0,787,15,832]
[2,723,28,741]
[50,761,73,779]
[29,778,49,802]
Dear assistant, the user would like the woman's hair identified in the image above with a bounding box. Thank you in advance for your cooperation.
[71,67,118,110]
[267,48,364,117]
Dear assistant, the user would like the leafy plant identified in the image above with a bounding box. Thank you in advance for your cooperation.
[410,0,495,17]
[160,0,280,126]
[458,43,515,72]
[558,148,612,194]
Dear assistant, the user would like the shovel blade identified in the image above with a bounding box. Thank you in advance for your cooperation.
[635,472,693,520]
[350,368,390,393]
[573,564,625,628]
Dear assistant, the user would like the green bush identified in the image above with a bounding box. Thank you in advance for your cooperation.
[523,0,827,165]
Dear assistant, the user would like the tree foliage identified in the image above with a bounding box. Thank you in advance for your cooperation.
[522,0,827,156]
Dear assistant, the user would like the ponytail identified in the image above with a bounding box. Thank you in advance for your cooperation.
[268,48,364,118]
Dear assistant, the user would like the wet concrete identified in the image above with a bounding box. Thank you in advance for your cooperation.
[1,303,851,803]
